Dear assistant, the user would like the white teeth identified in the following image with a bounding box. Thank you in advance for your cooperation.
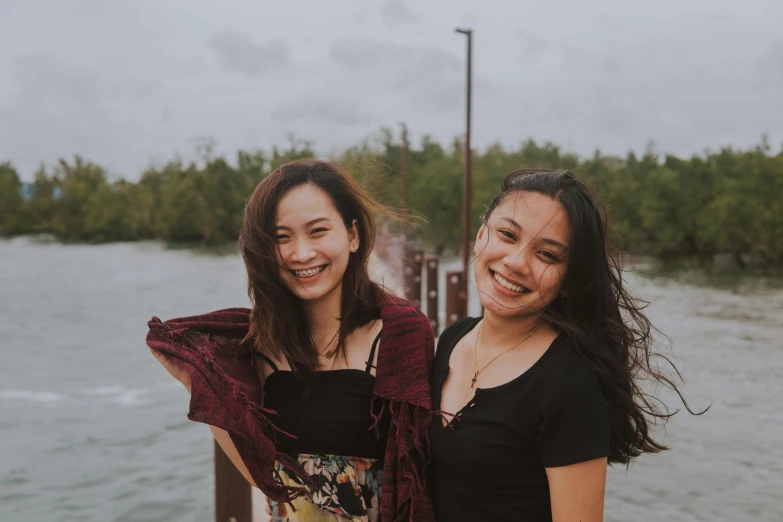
[294,266,325,278]
[493,272,525,293]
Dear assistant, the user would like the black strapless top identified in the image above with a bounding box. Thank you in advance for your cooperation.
[257,333,389,459]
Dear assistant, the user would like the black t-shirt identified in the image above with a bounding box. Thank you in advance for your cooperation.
[429,317,610,522]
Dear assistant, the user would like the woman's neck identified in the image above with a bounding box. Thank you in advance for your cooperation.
[301,284,343,351]
[479,309,546,352]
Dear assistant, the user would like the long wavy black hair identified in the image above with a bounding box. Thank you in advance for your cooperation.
[479,169,706,465]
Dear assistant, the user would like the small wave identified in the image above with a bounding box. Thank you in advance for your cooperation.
[0,390,66,404]
[0,386,154,407]
[150,381,185,392]
[113,389,149,406]
[81,385,150,406]
[81,385,127,397]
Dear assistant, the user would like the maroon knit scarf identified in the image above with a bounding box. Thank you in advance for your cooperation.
[146,292,435,522]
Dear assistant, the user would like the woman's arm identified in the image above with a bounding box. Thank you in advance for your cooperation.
[150,348,258,488]
[545,457,607,522]
[209,426,258,488]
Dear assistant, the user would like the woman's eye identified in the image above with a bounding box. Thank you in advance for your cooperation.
[311,228,328,235]
[539,251,558,262]
[499,229,515,240]
[275,234,290,242]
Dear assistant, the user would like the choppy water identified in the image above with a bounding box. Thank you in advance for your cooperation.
[1,237,781,521]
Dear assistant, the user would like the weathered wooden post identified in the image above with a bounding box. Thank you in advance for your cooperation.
[445,270,468,327]
[425,255,439,336]
[403,246,424,309]
[214,441,252,522]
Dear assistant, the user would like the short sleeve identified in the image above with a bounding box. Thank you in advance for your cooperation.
[536,356,610,468]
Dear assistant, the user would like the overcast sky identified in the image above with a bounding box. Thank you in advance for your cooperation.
[1,0,781,180]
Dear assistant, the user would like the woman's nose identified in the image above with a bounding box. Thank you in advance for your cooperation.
[290,239,317,264]
[503,246,531,276]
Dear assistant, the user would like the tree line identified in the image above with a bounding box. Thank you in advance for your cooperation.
[1,130,781,268]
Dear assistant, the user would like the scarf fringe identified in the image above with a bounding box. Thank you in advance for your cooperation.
[369,396,387,439]
[147,318,315,505]
[377,398,432,522]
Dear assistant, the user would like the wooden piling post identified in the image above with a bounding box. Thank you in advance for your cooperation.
[425,255,439,336]
[214,440,252,522]
[403,246,424,309]
[445,270,468,327]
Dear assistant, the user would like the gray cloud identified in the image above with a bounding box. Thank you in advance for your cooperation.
[270,99,376,127]
[3,54,162,125]
[2,0,780,179]
[392,46,462,115]
[330,38,460,75]
[329,38,404,68]
[391,46,460,86]
[410,82,463,114]
[207,31,291,77]
[329,38,468,115]
[587,88,634,135]
[11,54,103,105]
[329,38,464,114]
[754,40,783,90]
[108,77,165,103]
[0,54,166,176]
[598,58,625,78]
[517,30,590,67]
[381,0,418,28]
[518,30,555,58]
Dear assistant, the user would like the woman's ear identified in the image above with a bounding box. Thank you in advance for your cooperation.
[473,224,486,255]
[349,219,359,252]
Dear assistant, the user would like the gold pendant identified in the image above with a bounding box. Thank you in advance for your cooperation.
[471,371,478,388]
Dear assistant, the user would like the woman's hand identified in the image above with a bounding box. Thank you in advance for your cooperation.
[150,349,192,393]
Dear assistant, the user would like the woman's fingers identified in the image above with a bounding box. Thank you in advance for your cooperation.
[149,348,192,392]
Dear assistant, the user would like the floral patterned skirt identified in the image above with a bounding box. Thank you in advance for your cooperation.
[266,454,383,522]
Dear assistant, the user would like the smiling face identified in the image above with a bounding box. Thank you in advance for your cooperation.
[274,183,358,303]
[474,191,571,318]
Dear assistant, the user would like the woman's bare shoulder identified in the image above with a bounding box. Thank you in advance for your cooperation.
[253,346,291,375]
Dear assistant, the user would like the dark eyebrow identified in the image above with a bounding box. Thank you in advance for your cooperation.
[541,238,569,251]
[500,217,522,229]
[275,217,332,231]
[499,217,568,250]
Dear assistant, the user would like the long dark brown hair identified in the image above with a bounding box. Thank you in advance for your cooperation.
[240,159,387,379]
[480,169,707,465]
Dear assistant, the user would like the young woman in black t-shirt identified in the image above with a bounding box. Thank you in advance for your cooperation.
[430,170,698,522]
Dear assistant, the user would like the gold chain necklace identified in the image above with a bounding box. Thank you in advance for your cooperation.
[471,320,543,388]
